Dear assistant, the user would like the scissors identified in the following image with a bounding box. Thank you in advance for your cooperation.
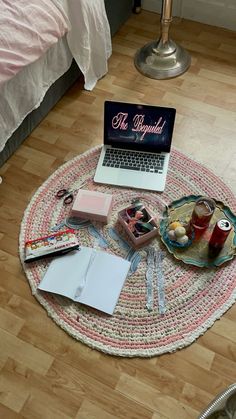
[56,181,87,205]
[56,188,75,205]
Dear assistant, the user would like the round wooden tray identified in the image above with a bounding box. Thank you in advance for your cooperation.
[159,195,236,267]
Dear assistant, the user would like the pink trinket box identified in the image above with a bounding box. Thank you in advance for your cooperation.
[118,203,159,248]
[71,189,113,223]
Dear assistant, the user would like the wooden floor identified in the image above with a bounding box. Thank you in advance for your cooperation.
[0,10,236,419]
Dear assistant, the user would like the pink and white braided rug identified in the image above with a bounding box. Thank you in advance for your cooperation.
[19,147,236,357]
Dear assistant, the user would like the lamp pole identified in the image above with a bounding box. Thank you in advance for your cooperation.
[134,0,191,79]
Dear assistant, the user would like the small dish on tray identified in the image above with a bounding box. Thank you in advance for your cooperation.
[159,195,236,268]
[163,226,194,249]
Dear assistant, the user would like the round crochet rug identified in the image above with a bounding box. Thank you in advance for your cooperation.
[19,147,236,357]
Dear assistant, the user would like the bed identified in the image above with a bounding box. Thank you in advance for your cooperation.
[0,0,133,167]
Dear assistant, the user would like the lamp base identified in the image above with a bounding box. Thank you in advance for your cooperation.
[134,39,191,79]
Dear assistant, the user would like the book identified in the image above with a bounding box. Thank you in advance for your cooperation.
[38,247,131,315]
[24,230,79,263]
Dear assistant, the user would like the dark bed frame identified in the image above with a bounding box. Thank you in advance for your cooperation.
[0,0,133,167]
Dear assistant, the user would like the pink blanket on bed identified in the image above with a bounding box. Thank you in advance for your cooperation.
[0,0,69,87]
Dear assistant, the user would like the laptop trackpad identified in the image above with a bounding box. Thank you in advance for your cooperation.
[117,170,147,189]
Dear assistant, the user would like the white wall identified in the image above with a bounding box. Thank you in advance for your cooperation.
[142,0,236,31]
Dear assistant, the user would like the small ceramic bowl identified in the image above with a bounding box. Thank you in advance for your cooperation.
[163,225,195,249]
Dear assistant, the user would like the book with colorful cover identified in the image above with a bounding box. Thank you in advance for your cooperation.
[24,229,79,263]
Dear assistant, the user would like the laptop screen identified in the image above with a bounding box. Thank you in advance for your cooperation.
[104,101,176,153]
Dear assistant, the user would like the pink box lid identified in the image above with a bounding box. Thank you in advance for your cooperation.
[72,189,113,217]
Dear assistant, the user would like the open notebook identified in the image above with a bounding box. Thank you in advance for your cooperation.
[38,247,131,315]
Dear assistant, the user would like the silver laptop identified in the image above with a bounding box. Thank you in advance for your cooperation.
[94,101,176,192]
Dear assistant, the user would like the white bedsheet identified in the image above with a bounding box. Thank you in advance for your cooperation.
[54,0,112,90]
[0,0,112,91]
[0,0,69,88]
[0,0,112,154]
[0,37,73,153]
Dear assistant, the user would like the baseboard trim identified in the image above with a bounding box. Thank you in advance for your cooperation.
[142,0,236,31]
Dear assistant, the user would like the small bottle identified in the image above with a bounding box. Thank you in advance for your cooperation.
[208,219,232,258]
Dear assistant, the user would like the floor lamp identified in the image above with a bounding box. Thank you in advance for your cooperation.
[134,0,191,79]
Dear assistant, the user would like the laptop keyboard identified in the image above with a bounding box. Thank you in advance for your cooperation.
[102,149,165,173]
